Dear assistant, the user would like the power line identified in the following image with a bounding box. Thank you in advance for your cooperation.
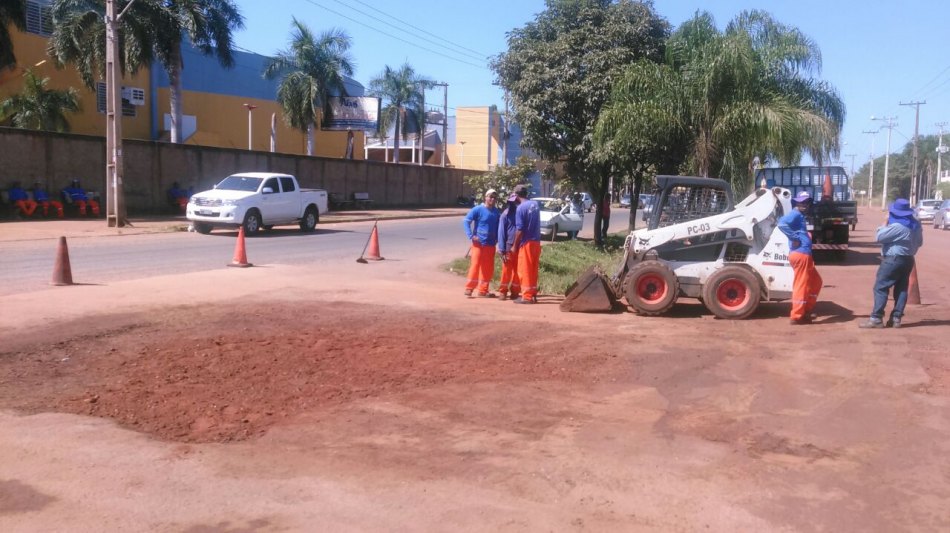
[333,0,490,61]
[300,0,490,70]
[912,64,950,98]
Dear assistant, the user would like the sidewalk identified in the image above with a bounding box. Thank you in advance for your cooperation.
[0,207,469,242]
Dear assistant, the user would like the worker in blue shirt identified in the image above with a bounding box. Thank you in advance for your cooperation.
[777,191,822,324]
[510,184,542,304]
[859,198,924,329]
[496,192,521,300]
[62,179,100,216]
[462,189,500,297]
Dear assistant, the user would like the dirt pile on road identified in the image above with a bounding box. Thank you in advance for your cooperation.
[0,301,628,443]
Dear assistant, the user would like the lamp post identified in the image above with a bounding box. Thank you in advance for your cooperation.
[243,103,257,150]
[872,115,897,210]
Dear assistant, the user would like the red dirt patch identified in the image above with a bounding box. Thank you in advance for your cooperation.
[0,301,628,443]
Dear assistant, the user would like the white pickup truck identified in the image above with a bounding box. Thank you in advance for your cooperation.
[187,172,328,235]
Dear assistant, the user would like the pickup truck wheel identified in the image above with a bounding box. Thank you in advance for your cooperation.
[242,210,262,235]
[192,222,212,234]
[624,261,678,315]
[702,266,760,320]
[299,206,318,232]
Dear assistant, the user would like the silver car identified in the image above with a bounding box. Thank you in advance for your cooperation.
[915,199,941,222]
[933,199,950,230]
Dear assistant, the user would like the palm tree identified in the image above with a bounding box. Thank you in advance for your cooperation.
[0,68,80,131]
[595,10,844,192]
[0,0,26,71]
[263,18,354,156]
[48,0,244,143]
[369,63,431,163]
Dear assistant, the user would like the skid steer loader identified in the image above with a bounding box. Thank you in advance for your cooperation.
[561,176,796,319]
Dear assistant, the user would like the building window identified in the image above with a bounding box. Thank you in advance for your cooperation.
[25,0,54,37]
[96,83,137,117]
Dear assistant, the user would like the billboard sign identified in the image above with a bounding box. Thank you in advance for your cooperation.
[324,96,381,131]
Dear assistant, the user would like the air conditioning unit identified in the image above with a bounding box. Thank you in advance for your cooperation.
[122,87,146,106]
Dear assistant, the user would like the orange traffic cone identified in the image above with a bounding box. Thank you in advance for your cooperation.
[50,236,74,286]
[356,222,384,263]
[907,264,921,305]
[228,226,253,268]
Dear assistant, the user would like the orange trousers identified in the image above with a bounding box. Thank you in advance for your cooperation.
[517,241,542,300]
[73,199,100,216]
[14,199,37,217]
[789,251,822,320]
[465,242,496,295]
[38,200,64,218]
[498,251,521,298]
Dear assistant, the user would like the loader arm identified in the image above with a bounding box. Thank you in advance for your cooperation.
[628,188,788,258]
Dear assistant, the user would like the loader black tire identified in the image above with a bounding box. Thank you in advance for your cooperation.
[702,266,761,320]
[624,261,678,315]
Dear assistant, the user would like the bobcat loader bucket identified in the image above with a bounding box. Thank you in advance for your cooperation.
[560,265,619,313]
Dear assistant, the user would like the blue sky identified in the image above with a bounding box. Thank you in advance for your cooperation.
[233,0,950,170]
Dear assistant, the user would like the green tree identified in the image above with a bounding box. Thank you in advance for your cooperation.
[0,68,80,131]
[48,0,244,143]
[493,0,670,246]
[369,62,431,163]
[463,155,539,197]
[0,0,26,71]
[263,19,354,156]
[596,10,845,198]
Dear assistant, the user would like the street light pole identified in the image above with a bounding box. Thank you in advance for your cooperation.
[105,0,138,228]
[872,116,897,210]
[862,129,879,207]
[243,103,257,150]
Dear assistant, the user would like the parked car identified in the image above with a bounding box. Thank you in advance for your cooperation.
[638,193,655,210]
[534,197,583,240]
[915,199,941,222]
[933,199,950,230]
[564,192,593,212]
[619,194,631,208]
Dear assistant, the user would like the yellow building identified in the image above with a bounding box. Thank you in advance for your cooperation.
[0,8,365,159]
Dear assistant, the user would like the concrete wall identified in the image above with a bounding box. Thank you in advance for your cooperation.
[0,128,473,213]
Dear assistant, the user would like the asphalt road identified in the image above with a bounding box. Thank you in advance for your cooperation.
[0,207,642,297]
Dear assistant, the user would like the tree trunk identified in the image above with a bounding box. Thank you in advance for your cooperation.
[169,46,184,144]
[629,174,642,232]
[393,107,402,163]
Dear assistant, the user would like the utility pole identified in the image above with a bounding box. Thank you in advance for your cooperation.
[417,86,425,166]
[439,83,448,167]
[900,100,926,204]
[105,0,138,228]
[936,122,947,199]
[862,129,879,207]
[502,90,509,167]
[872,116,897,210]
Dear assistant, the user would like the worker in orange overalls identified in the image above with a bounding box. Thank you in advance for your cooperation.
[62,178,100,216]
[32,182,64,218]
[778,191,822,324]
[462,189,500,297]
[7,181,37,217]
[496,192,521,300]
[510,184,542,304]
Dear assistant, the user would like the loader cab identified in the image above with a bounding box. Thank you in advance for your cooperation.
[643,176,735,230]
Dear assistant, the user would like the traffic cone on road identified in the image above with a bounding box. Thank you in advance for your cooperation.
[50,236,74,286]
[356,222,384,263]
[908,264,921,305]
[228,227,253,268]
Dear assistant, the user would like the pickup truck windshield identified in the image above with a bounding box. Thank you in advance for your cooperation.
[217,176,263,192]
